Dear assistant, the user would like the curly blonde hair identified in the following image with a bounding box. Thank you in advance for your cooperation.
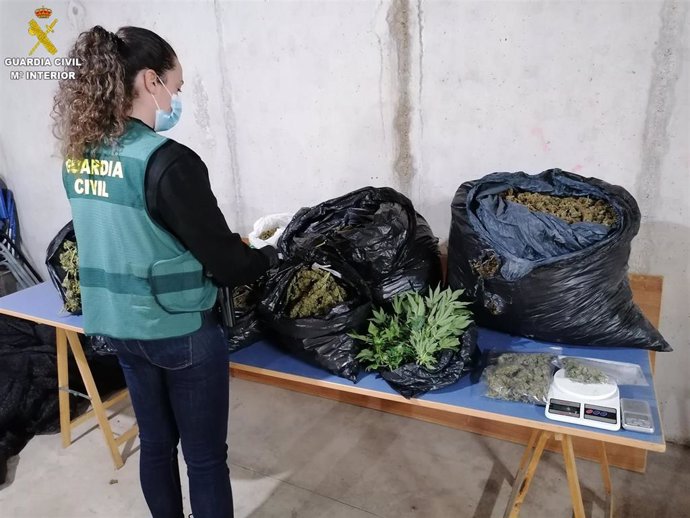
[52,26,176,160]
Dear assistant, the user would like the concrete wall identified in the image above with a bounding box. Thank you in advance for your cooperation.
[1,0,688,443]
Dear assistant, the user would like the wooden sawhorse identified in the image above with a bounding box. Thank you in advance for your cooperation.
[504,430,613,518]
[56,328,138,469]
[0,282,139,470]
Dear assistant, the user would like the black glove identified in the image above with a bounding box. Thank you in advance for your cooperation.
[259,245,280,269]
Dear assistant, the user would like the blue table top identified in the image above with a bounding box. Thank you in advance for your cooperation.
[0,282,665,448]
[0,282,84,331]
[229,331,666,449]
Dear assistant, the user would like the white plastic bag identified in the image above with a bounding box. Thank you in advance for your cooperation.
[248,213,294,248]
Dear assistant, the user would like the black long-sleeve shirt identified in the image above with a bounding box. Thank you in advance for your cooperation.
[134,119,277,287]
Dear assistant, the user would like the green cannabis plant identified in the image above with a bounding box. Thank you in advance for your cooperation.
[352,286,473,371]
[59,240,81,313]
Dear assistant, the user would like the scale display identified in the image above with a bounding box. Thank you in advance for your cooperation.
[583,404,618,425]
[545,370,621,431]
[548,399,581,417]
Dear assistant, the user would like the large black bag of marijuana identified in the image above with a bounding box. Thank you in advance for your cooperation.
[448,169,670,351]
[257,251,372,381]
[382,324,480,399]
[278,187,441,304]
[45,222,116,355]
[218,283,264,353]
[45,221,80,315]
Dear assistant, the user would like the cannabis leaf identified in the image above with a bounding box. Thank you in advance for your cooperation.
[351,286,473,371]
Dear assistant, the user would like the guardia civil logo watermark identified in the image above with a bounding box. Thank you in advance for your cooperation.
[4,5,82,81]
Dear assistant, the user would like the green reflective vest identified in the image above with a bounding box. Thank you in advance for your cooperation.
[62,120,218,339]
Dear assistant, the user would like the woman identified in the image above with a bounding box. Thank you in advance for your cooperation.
[52,26,277,518]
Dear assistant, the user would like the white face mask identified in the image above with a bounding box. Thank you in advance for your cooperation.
[150,74,182,132]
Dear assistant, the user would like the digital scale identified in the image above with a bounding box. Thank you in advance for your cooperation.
[545,370,621,431]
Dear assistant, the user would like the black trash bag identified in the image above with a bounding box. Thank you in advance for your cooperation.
[278,187,441,304]
[448,169,670,351]
[0,314,125,483]
[84,335,117,356]
[222,284,264,353]
[380,324,480,399]
[226,313,261,353]
[257,252,372,381]
[45,221,81,315]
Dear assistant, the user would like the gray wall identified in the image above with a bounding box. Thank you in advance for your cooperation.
[1,0,688,443]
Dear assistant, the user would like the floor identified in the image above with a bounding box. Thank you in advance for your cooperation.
[1,378,688,518]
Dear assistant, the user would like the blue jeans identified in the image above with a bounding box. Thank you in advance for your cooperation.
[107,314,233,518]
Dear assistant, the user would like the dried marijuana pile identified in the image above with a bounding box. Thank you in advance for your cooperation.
[232,284,254,311]
[471,252,500,278]
[285,266,347,319]
[503,189,617,226]
[59,240,81,313]
[484,352,556,404]
[561,358,608,384]
[259,227,278,241]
